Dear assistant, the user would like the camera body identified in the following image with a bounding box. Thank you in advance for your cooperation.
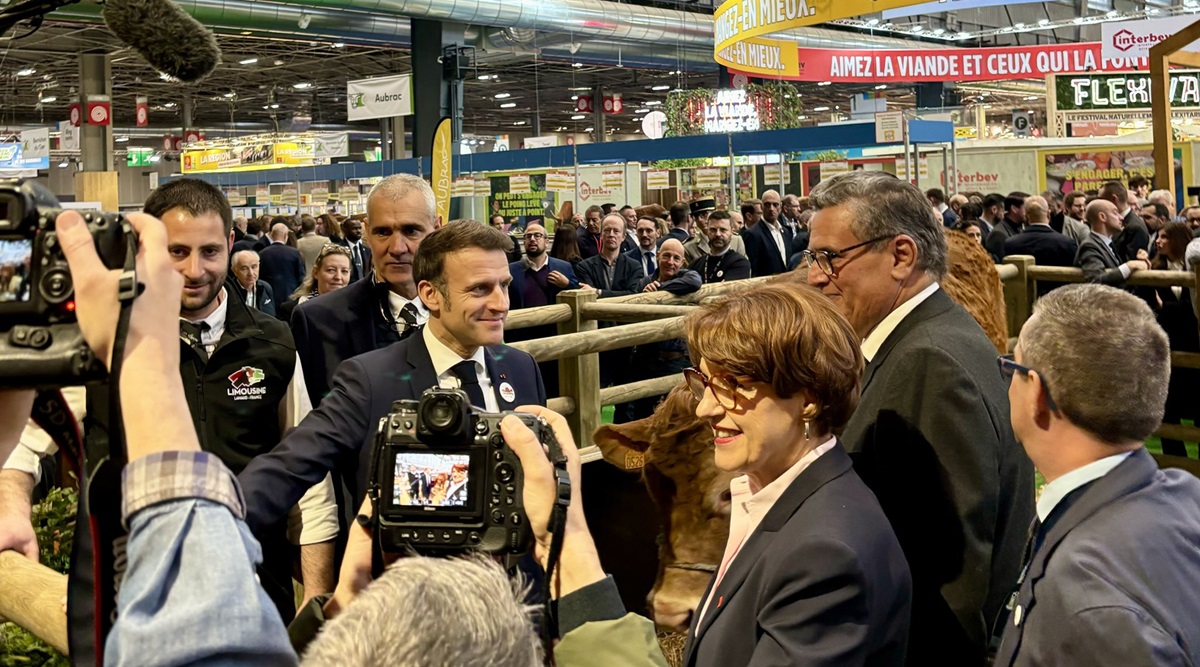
[370,388,554,561]
[0,180,129,388]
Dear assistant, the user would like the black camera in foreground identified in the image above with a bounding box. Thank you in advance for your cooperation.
[367,388,560,567]
[0,179,131,388]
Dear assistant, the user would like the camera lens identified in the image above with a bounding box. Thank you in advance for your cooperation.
[421,395,460,433]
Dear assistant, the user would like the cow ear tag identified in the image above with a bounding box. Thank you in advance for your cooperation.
[624,451,646,470]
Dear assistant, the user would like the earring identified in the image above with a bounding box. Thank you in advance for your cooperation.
[803,419,811,442]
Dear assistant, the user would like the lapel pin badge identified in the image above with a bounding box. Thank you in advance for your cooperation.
[499,382,516,403]
[717,595,723,608]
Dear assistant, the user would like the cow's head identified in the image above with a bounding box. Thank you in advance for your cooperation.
[594,384,733,631]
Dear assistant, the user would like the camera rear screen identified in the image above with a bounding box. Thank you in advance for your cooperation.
[393,452,471,508]
[0,239,32,303]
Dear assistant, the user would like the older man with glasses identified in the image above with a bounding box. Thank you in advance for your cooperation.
[803,170,1035,667]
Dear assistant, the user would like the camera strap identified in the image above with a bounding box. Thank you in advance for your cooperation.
[539,444,572,660]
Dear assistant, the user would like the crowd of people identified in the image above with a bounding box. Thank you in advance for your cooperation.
[0,169,1199,666]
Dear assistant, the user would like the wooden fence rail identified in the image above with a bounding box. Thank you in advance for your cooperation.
[0,551,68,655]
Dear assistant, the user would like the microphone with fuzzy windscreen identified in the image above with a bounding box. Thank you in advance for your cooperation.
[101,0,222,82]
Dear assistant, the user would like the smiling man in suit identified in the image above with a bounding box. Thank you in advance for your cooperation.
[239,221,546,541]
[806,170,1035,666]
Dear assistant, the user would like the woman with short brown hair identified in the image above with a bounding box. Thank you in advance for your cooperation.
[680,281,912,666]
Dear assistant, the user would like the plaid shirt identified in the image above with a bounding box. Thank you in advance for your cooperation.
[122,451,244,527]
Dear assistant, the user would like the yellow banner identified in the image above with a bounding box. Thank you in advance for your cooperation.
[431,117,452,224]
[714,0,928,56]
[715,36,800,77]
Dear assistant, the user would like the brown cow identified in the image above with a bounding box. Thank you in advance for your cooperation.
[592,233,1009,631]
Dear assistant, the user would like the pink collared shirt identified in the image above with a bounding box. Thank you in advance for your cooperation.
[694,436,837,632]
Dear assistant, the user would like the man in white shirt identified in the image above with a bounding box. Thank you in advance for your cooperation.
[805,170,1035,664]
[995,284,1200,666]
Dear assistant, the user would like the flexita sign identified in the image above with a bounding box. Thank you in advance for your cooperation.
[347,74,413,121]
[1056,71,1200,111]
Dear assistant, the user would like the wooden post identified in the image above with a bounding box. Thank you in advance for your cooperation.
[0,552,69,655]
[1149,18,1200,203]
[557,289,599,450]
[1002,255,1034,338]
[1193,264,1200,347]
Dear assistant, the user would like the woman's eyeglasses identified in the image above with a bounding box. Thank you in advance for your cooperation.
[683,367,743,410]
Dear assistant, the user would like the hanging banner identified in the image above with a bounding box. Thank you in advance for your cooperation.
[733,42,1147,83]
[20,128,49,160]
[695,167,724,188]
[68,99,82,127]
[1101,16,1200,62]
[819,161,851,179]
[602,169,624,189]
[510,174,531,194]
[576,165,625,206]
[431,117,452,223]
[86,95,111,126]
[1041,147,1184,198]
[762,163,791,185]
[451,177,474,197]
[338,183,360,200]
[524,136,558,149]
[313,132,350,160]
[136,96,149,128]
[347,73,413,121]
[255,186,270,202]
[875,111,904,144]
[58,122,79,152]
[310,183,330,202]
[883,0,1043,19]
[0,143,48,171]
[546,170,574,193]
[226,189,245,206]
[896,158,930,181]
[281,186,299,205]
[474,178,492,197]
[647,169,671,190]
[1056,71,1200,111]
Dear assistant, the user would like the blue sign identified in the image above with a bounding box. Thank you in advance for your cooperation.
[0,144,49,171]
[882,0,1043,20]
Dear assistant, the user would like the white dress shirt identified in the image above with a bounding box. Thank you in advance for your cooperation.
[695,436,837,631]
[1036,451,1133,521]
[386,290,431,326]
[861,282,941,362]
[764,220,787,265]
[423,324,499,412]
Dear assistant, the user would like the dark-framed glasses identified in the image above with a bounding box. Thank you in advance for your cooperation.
[799,234,897,277]
[683,367,743,410]
[997,354,1058,412]
[524,232,547,240]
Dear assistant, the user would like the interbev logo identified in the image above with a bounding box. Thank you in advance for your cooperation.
[1112,28,1171,52]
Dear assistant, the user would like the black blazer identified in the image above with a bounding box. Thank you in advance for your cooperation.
[577,226,602,259]
[1003,225,1079,296]
[994,449,1200,666]
[742,221,794,277]
[682,443,912,667]
[658,227,691,248]
[985,217,1022,261]
[1113,209,1150,263]
[259,242,306,305]
[290,278,390,406]
[575,252,645,298]
[1074,232,1128,287]
[688,251,751,283]
[840,288,1035,665]
[239,329,546,533]
[226,275,277,318]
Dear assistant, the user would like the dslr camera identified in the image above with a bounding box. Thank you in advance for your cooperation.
[0,179,131,388]
[367,387,560,568]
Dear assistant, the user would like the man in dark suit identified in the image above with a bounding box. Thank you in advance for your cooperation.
[290,175,440,407]
[994,285,1200,666]
[688,211,751,283]
[577,205,603,259]
[507,222,579,397]
[1075,199,1151,289]
[240,221,546,535]
[1003,196,1078,297]
[228,249,277,317]
[1101,180,1150,263]
[231,218,263,256]
[984,192,1028,261]
[659,200,692,247]
[742,189,794,276]
[626,216,659,277]
[807,171,1035,666]
[259,222,305,303]
[576,214,645,298]
[338,217,369,283]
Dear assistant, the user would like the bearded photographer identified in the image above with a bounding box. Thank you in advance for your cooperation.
[0,211,668,665]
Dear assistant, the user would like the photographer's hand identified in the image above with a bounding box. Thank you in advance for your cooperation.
[500,407,604,599]
[56,211,197,461]
[0,391,34,470]
[323,498,376,620]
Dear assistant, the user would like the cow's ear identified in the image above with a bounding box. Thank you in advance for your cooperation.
[593,423,650,471]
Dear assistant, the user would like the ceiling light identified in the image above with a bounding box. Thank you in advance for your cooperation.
[115,135,129,142]
[556,126,566,131]
[818,81,832,86]
[1106,9,1119,17]
[1014,22,1026,29]
[932,28,945,35]
[867,18,879,26]
[956,31,971,39]
[651,85,671,91]
[159,72,174,81]
[568,86,590,92]
[514,121,526,126]
[584,127,594,132]
[813,106,830,111]
[1023,95,1039,101]
[1072,16,1087,23]
[500,102,516,108]
[797,115,807,120]
[332,42,345,48]
[163,102,176,108]
[16,68,35,76]
[239,57,258,65]
[635,108,649,114]
[571,114,587,120]
[495,92,511,99]
[149,153,161,163]
[274,59,285,66]
[571,95,578,100]
[58,160,68,168]
[1038,18,1051,26]
[572,63,584,68]
[270,103,280,109]
[39,96,56,103]
[293,82,312,89]
[223,92,236,98]
[910,25,923,32]
[645,101,662,106]
[874,84,887,90]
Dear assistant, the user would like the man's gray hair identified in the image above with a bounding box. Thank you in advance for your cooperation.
[809,171,948,278]
[367,173,437,222]
[1148,189,1175,209]
[1021,284,1170,444]
[302,555,540,667]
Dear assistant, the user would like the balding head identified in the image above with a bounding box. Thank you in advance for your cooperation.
[761,190,782,225]
[1086,199,1121,236]
[230,249,260,291]
[269,223,290,242]
[658,238,686,281]
[1024,196,1049,225]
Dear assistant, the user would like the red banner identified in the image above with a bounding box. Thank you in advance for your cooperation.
[136,96,149,128]
[69,100,82,127]
[733,42,1149,83]
[86,95,111,126]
